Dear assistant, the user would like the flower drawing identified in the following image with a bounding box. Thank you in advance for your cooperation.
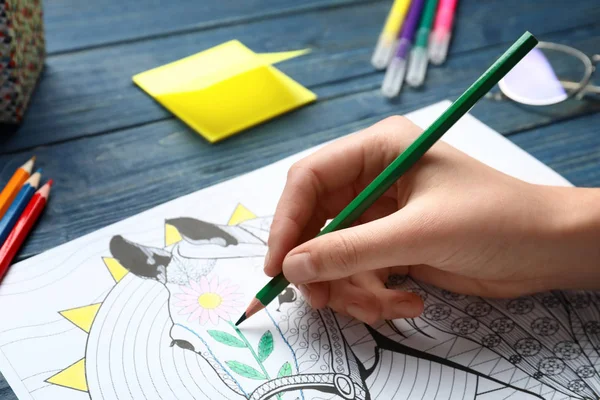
[174,276,243,325]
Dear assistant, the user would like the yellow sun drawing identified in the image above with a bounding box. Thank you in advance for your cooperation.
[45,203,257,393]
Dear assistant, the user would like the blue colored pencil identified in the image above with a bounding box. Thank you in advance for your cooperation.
[0,170,42,245]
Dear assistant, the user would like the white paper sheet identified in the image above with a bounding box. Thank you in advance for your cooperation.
[1,101,597,400]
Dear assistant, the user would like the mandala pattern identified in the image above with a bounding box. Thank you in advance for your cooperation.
[389,279,600,399]
[584,320,600,334]
[566,292,591,309]
[515,338,542,357]
[576,365,596,379]
[507,298,534,314]
[481,334,501,348]
[451,317,479,335]
[567,379,586,393]
[423,304,452,321]
[538,357,566,376]
[553,341,581,360]
[531,317,559,336]
[541,295,561,308]
[490,317,515,333]
[465,302,492,317]
[509,354,523,364]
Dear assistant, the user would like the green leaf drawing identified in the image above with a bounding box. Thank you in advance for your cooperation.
[226,361,267,380]
[207,330,246,348]
[277,361,292,378]
[257,331,274,362]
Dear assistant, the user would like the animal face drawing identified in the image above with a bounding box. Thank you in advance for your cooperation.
[109,216,370,400]
[107,216,600,400]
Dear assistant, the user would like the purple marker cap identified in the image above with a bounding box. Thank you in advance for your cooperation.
[395,0,426,59]
[383,0,426,98]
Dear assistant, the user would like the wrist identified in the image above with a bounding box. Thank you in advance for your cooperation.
[544,186,600,290]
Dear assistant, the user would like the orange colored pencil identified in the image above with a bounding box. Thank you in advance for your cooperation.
[0,156,35,219]
[0,180,52,282]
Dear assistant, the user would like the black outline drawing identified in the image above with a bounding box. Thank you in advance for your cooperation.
[85,215,600,399]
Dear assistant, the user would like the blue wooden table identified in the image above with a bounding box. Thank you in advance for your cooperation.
[0,0,599,398]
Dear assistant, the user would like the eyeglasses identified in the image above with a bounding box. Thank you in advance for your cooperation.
[487,41,599,106]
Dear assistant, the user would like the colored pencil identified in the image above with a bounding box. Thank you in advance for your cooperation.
[0,170,42,244]
[371,0,412,70]
[381,0,426,98]
[236,32,538,326]
[0,180,52,282]
[0,156,35,220]
[429,0,458,65]
[406,0,439,87]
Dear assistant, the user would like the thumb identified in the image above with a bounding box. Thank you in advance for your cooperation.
[282,209,433,284]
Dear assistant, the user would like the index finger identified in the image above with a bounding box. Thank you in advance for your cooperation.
[264,116,421,276]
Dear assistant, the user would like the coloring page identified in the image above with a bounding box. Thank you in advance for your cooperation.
[2,102,595,400]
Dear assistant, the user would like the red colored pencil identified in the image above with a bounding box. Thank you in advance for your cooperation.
[0,180,52,282]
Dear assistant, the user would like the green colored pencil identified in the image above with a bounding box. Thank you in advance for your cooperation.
[236,32,538,327]
[406,0,439,87]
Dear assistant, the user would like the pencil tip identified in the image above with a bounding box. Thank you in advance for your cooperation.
[22,157,36,173]
[235,313,247,327]
[26,171,42,188]
[38,180,53,197]
[30,156,36,162]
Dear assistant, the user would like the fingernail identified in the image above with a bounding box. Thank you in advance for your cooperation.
[297,284,311,304]
[346,304,371,323]
[282,253,316,283]
[263,250,271,270]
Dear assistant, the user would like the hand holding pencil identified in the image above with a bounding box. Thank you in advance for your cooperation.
[261,112,600,324]
[237,32,539,325]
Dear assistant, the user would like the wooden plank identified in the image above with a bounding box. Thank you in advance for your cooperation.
[41,0,600,55]
[511,113,600,187]
[0,379,13,400]
[1,0,598,153]
[44,0,372,54]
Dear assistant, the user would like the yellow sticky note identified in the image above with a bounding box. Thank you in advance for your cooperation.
[133,40,317,143]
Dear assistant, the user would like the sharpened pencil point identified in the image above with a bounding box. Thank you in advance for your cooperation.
[22,157,36,174]
[235,313,247,326]
[25,171,42,188]
[236,298,265,326]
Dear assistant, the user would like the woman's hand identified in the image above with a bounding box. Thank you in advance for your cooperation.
[264,116,600,324]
